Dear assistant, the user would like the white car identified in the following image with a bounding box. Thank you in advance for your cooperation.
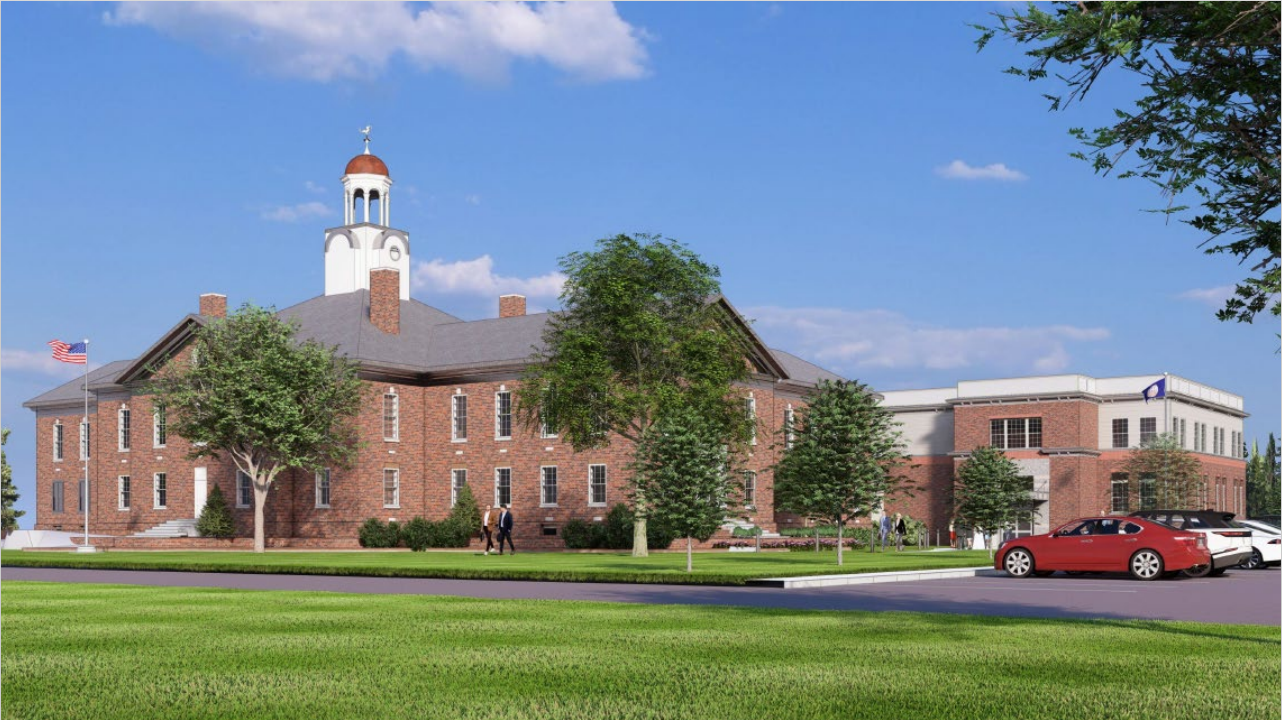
[1129,510,1253,577]
[1236,519,1281,569]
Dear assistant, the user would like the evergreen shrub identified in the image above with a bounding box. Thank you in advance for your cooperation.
[195,485,235,539]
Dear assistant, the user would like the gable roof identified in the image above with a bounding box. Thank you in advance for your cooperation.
[25,291,844,409]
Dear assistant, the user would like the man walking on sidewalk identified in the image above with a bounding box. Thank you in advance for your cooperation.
[496,504,516,555]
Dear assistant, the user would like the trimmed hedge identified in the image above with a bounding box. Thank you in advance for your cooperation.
[561,504,677,550]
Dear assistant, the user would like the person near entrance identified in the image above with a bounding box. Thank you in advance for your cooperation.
[496,504,516,555]
[894,513,907,552]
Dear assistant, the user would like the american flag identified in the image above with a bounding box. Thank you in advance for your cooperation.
[48,340,87,365]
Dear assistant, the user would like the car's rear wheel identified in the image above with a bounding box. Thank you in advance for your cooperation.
[1003,548,1034,578]
[1182,563,1211,578]
[1129,549,1164,581]
[1246,549,1264,570]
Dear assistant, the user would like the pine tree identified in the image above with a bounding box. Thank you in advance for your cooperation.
[195,484,236,539]
[1,428,24,535]
[450,483,483,536]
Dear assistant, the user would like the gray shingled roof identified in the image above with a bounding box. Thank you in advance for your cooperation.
[22,360,135,408]
[26,292,844,408]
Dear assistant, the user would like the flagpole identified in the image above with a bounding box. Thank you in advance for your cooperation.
[77,339,96,553]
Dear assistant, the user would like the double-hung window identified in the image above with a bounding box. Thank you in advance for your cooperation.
[118,406,131,451]
[154,473,168,509]
[1140,417,1157,445]
[383,469,400,509]
[79,419,90,461]
[745,396,757,445]
[588,465,607,507]
[52,481,65,513]
[237,471,253,508]
[451,394,468,442]
[451,469,467,508]
[1110,473,1129,513]
[315,469,331,508]
[383,389,399,442]
[495,390,513,440]
[1112,419,1129,449]
[153,406,167,448]
[53,422,64,461]
[784,406,796,449]
[743,471,757,507]
[118,475,131,510]
[541,466,558,506]
[494,468,512,507]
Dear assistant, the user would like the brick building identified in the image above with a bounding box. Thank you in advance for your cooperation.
[23,143,839,548]
[879,375,1248,542]
[23,143,1249,549]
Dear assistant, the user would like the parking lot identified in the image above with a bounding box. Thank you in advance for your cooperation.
[7,565,1279,625]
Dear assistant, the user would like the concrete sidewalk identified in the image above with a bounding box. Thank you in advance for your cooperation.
[748,566,1000,588]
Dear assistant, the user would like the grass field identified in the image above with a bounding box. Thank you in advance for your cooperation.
[2,581,1278,720]
[0,548,994,585]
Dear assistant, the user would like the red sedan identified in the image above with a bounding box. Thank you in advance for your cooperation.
[995,516,1211,581]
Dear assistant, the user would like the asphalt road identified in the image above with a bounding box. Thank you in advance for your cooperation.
[5,566,1279,626]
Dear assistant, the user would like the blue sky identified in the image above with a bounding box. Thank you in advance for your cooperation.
[3,2,1277,526]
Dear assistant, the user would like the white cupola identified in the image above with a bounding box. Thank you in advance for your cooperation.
[323,128,411,300]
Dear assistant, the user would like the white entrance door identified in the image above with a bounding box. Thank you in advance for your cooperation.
[193,467,208,517]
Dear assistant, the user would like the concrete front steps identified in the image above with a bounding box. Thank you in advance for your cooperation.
[131,519,200,539]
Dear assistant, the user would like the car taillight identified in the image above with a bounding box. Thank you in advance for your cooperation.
[1175,535,1206,548]
[1269,539,1281,545]
[1216,531,1252,538]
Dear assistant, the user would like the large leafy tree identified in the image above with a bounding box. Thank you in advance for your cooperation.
[2,428,24,535]
[953,446,1031,557]
[977,2,1280,324]
[1121,432,1203,509]
[1246,433,1280,517]
[632,405,738,573]
[149,305,365,552]
[773,379,912,566]
[518,233,752,557]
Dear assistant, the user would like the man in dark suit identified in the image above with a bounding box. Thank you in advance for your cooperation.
[496,504,516,555]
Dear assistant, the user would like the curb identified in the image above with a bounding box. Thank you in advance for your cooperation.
[746,566,1001,588]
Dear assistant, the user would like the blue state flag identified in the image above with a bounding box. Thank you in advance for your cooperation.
[1141,378,1166,403]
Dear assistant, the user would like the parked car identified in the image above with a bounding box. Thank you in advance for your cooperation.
[1235,518,1281,569]
[995,516,1210,581]
[1128,510,1253,577]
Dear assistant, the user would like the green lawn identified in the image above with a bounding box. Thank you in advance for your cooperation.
[2,581,1277,720]
[0,548,994,585]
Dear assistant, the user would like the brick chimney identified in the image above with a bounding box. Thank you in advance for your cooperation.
[370,269,400,335]
[499,294,527,318]
[199,293,227,319]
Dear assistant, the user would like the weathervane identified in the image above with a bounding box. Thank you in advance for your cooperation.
[360,125,372,154]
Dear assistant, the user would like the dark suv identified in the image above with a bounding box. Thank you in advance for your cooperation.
[1129,510,1253,576]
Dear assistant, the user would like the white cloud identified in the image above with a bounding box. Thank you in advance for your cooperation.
[105,2,650,83]
[261,201,333,222]
[1,349,93,379]
[935,160,1028,182]
[1178,285,1234,308]
[304,181,327,195]
[465,194,482,206]
[745,305,1109,375]
[412,255,566,299]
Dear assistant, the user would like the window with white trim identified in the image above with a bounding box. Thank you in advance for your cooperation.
[154,473,168,509]
[153,405,167,448]
[743,471,757,507]
[237,471,253,508]
[118,406,131,451]
[991,418,1042,449]
[745,396,757,446]
[494,467,512,507]
[495,390,512,440]
[79,419,90,461]
[118,475,131,510]
[383,468,400,508]
[451,393,468,442]
[53,421,64,461]
[541,466,558,506]
[1200,424,1208,453]
[1111,419,1129,449]
[383,389,399,441]
[316,469,331,509]
[784,405,795,450]
[1140,417,1157,445]
[588,465,607,507]
[1110,473,1129,513]
[451,469,467,508]
[1179,418,1187,448]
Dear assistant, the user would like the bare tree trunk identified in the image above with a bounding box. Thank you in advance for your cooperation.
[253,483,268,553]
[687,536,693,573]
[814,525,820,552]
[837,520,844,566]
[632,515,649,558]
